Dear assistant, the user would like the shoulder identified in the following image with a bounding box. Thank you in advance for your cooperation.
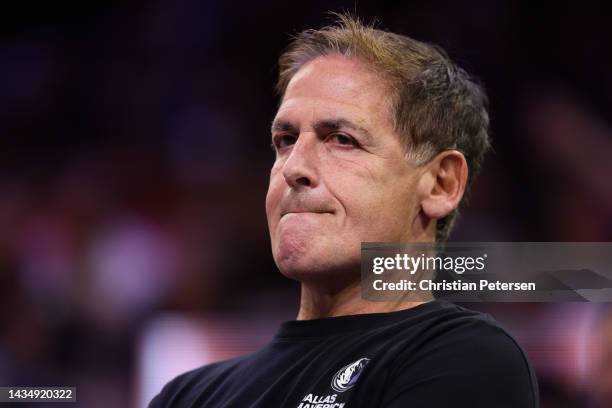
[399,301,528,352]
[384,302,539,407]
[148,355,249,408]
[434,303,534,379]
[431,302,531,364]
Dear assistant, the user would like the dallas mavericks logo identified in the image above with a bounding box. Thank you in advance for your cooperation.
[331,358,371,392]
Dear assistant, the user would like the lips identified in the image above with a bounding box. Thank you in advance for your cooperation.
[280,209,333,218]
[278,194,335,219]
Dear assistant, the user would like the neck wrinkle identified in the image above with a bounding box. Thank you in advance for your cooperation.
[297,279,426,320]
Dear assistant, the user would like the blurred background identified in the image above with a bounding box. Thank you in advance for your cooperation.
[1,0,611,407]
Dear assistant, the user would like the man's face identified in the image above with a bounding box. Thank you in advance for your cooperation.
[266,55,423,282]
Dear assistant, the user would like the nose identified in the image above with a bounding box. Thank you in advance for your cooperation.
[282,133,319,188]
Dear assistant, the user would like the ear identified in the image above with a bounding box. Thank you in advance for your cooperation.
[418,150,468,220]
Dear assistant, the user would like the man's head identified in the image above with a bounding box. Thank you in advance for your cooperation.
[266,14,491,282]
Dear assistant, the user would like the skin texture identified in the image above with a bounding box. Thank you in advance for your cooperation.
[266,54,467,319]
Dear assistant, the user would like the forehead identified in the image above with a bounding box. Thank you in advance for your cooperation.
[276,55,393,130]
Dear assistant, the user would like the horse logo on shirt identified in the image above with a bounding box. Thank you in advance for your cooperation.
[331,358,371,392]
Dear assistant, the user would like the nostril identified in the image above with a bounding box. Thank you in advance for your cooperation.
[296,177,310,186]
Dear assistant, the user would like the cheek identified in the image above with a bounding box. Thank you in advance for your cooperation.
[329,163,415,237]
[265,172,284,226]
[326,159,381,211]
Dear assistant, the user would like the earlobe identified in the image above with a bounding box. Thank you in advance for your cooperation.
[420,150,468,220]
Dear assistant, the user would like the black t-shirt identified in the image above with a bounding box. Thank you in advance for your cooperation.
[149,300,539,407]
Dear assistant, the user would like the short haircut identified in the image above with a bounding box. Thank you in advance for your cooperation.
[276,13,491,242]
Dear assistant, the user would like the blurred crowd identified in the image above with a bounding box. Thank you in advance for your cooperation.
[1,0,611,407]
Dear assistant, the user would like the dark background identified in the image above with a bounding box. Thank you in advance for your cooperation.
[1,1,611,407]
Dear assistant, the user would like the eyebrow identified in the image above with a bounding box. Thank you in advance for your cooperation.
[270,117,374,143]
[270,119,296,134]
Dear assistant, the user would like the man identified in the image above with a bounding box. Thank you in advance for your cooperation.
[150,14,538,407]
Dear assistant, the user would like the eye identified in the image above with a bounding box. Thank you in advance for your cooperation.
[329,133,358,147]
[273,134,297,150]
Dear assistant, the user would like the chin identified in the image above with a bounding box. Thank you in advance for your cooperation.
[274,250,322,281]
[274,246,360,285]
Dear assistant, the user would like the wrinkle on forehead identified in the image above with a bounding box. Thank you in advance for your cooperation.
[285,54,383,100]
[280,54,395,128]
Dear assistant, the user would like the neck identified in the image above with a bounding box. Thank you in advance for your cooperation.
[296,278,428,320]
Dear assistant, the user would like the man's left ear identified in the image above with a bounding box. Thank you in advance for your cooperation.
[418,150,468,219]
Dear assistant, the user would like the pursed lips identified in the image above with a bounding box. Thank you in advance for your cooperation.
[280,209,334,218]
